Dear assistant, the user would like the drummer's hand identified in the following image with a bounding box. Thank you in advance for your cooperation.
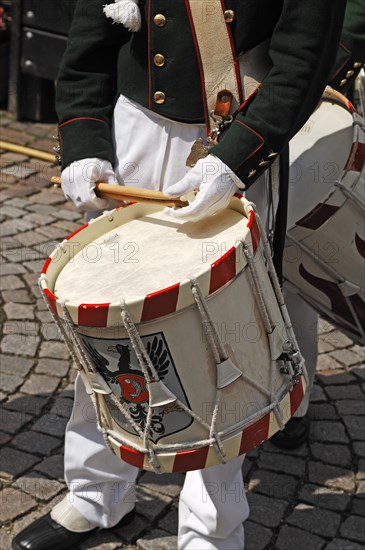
[164,156,244,222]
[61,157,118,211]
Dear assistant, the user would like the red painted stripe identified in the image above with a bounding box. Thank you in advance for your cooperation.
[141,283,180,322]
[296,203,340,230]
[43,288,58,317]
[345,141,365,173]
[65,223,89,241]
[173,446,209,472]
[78,303,110,327]
[247,210,260,253]
[209,247,236,294]
[41,256,52,274]
[290,378,304,417]
[239,413,270,455]
[120,445,145,469]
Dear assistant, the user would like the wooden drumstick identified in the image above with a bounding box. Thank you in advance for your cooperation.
[50,176,188,208]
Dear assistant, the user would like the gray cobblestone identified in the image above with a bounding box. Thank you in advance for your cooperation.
[248,470,298,501]
[325,539,364,550]
[78,532,123,549]
[0,488,37,523]
[343,415,365,441]
[1,219,35,237]
[0,275,25,290]
[135,487,172,521]
[247,493,288,528]
[1,334,40,357]
[324,384,363,401]
[316,354,343,371]
[3,302,35,320]
[38,341,69,359]
[49,397,74,419]
[34,455,65,482]
[0,263,27,275]
[21,374,60,396]
[351,497,365,516]
[311,442,352,467]
[258,451,306,477]
[331,348,364,366]
[308,403,338,420]
[12,431,61,457]
[0,372,24,394]
[137,531,177,550]
[275,524,326,550]
[353,441,365,457]
[0,447,40,481]
[158,509,178,535]
[308,461,356,492]
[13,472,64,502]
[4,393,49,416]
[351,365,365,380]
[32,414,69,438]
[286,502,341,538]
[112,513,148,545]
[310,421,349,444]
[244,521,272,550]
[35,359,70,378]
[3,321,39,337]
[340,515,365,543]
[335,400,365,416]
[40,322,63,342]
[139,472,184,498]
[298,483,351,511]
[317,370,356,385]
[309,384,327,401]
[1,290,33,303]
[1,409,33,434]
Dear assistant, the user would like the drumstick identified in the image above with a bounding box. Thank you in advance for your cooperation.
[50,176,188,208]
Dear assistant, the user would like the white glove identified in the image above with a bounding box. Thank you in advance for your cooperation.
[164,155,244,222]
[61,157,118,211]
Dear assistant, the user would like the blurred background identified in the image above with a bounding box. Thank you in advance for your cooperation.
[1,0,77,121]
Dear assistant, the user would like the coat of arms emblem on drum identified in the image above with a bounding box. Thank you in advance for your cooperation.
[81,332,192,442]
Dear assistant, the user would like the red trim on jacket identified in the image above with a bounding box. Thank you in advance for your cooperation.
[59,117,107,128]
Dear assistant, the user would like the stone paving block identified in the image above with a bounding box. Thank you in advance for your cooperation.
[22,212,55,225]
[0,372,24,394]
[325,539,364,550]
[49,397,74,419]
[0,447,39,481]
[317,370,356,385]
[0,275,25,291]
[51,209,82,221]
[21,374,60,396]
[14,231,49,247]
[23,260,45,273]
[3,302,34,320]
[3,321,39,337]
[351,365,365,380]
[138,472,184,498]
[35,358,70,378]
[3,198,29,208]
[310,442,351,468]
[353,441,365,457]
[309,384,327,401]
[298,482,350,511]
[247,469,298,501]
[22,273,41,287]
[36,225,70,240]
[26,203,57,216]
[357,458,365,479]
[336,400,365,416]
[308,461,356,492]
[32,413,69,438]
[1,408,33,435]
[1,219,35,237]
[246,492,288,528]
[323,330,354,349]
[12,431,61,457]
[356,479,365,498]
[318,339,335,354]
[52,219,83,234]
[310,421,349,444]
[1,204,27,217]
[1,263,27,275]
[1,334,40,356]
[112,513,149,545]
[135,486,172,521]
[324,385,363,401]
[137,530,177,550]
[351,497,365,516]
[243,520,272,550]
[78,532,123,549]
[32,191,65,205]
[340,515,365,543]
[1,289,33,303]
[4,393,49,416]
[331,348,363,367]
[33,455,65,482]
[262,440,307,456]
[158,509,178,534]
[276,524,326,550]
[0,488,37,523]
[308,403,338,421]
[343,415,365,440]
[286,502,341,538]
[35,310,53,323]
[316,354,343,372]
[258,451,306,477]
[40,322,63,342]
[318,319,336,334]
[1,246,39,264]
[38,341,69,360]
[13,472,64,502]
[0,355,34,377]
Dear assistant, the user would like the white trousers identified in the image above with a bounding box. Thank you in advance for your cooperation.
[65,95,316,548]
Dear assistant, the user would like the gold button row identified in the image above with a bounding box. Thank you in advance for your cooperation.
[154,13,166,27]
[224,10,235,23]
[153,91,166,104]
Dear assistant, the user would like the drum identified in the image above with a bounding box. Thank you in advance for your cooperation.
[40,196,306,473]
[285,94,365,345]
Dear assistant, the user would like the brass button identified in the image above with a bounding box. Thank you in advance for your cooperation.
[153,91,166,104]
[339,78,347,87]
[353,61,362,69]
[154,14,166,27]
[346,70,354,78]
[224,10,235,23]
[154,54,166,68]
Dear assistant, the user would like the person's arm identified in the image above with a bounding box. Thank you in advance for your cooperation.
[212,0,347,188]
[56,0,128,170]
[329,0,365,93]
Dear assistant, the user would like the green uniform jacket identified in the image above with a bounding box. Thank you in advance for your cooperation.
[329,0,365,93]
[56,0,346,187]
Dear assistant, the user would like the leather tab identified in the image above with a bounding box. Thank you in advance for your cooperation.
[214,90,233,118]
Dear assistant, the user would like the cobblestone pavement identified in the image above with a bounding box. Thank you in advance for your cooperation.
[1,110,364,550]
